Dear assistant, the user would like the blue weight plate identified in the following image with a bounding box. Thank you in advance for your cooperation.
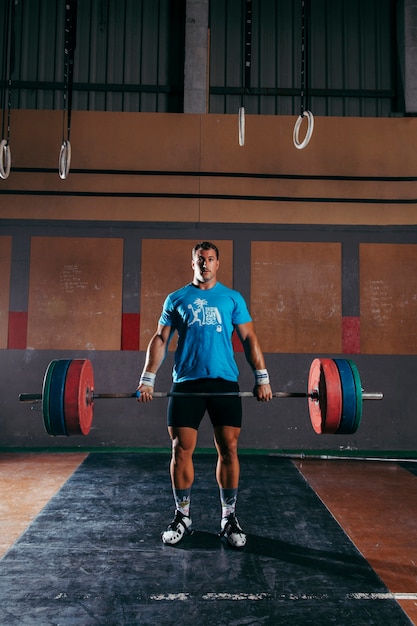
[347,360,363,434]
[42,360,58,436]
[334,358,357,435]
[49,359,72,436]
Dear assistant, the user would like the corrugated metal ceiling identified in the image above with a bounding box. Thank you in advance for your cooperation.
[0,0,399,116]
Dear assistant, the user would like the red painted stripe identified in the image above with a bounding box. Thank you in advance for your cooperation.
[121,313,140,351]
[342,316,360,354]
[8,312,28,349]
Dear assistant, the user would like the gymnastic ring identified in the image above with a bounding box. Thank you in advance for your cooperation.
[59,140,71,180]
[238,106,245,147]
[0,139,11,180]
[293,110,314,150]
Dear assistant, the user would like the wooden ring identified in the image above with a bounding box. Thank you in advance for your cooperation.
[293,111,314,149]
[59,140,71,179]
[0,139,11,179]
[238,106,245,147]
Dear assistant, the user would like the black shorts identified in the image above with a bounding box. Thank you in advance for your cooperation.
[167,378,242,430]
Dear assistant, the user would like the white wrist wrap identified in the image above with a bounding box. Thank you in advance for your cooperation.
[139,371,156,388]
[255,369,270,386]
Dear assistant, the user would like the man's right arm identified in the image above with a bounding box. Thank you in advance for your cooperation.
[136,323,171,402]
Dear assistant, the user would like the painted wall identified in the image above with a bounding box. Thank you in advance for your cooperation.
[1,110,417,454]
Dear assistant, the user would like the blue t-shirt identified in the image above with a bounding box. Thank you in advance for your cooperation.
[159,282,252,382]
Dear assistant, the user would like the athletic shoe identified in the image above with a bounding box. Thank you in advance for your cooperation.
[161,510,193,545]
[219,512,247,548]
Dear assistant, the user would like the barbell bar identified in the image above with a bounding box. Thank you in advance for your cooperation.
[19,358,383,438]
[20,391,315,401]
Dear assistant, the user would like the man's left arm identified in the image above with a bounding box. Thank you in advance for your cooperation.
[236,322,273,402]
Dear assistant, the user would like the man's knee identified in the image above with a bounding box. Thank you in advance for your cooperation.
[172,439,193,464]
[170,428,197,463]
[215,428,240,463]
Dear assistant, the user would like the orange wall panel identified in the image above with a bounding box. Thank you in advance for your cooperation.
[27,237,123,350]
[360,243,417,354]
[1,111,417,225]
[251,241,342,353]
[5,111,201,172]
[199,114,417,178]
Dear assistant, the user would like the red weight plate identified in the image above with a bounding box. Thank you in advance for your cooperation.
[64,359,94,436]
[321,359,343,434]
[308,358,342,434]
[308,358,324,434]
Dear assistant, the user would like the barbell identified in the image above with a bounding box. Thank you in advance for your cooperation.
[19,358,383,437]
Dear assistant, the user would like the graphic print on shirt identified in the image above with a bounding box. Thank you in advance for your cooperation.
[188,298,223,333]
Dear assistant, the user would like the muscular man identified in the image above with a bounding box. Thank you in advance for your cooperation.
[137,241,272,548]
